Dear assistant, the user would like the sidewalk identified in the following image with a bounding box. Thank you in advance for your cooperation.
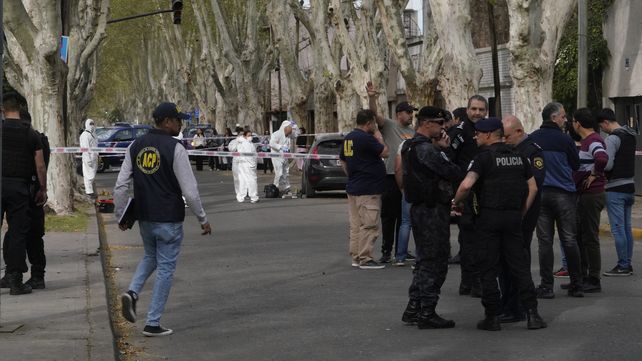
[0,206,113,361]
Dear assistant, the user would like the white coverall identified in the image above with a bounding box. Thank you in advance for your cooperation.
[269,120,297,193]
[236,137,259,202]
[79,118,98,195]
[228,135,244,197]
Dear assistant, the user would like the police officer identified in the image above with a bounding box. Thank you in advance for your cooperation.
[448,95,488,297]
[452,117,546,331]
[1,92,48,295]
[498,115,546,322]
[400,107,461,329]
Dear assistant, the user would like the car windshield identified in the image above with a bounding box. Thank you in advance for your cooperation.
[317,139,342,154]
[96,128,118,141]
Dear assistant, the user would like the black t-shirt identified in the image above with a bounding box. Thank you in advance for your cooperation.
[339,129,386,195]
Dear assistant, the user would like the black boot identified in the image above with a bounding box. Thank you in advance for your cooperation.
[401,300,420,324]
[0,275,9,288]
[417,309,455,329]
[526,308,547,329]
[8,272,32,295]
[477,315,501,331]
[25,276,46,290]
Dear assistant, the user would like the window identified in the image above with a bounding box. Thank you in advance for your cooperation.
[114,129,133,141]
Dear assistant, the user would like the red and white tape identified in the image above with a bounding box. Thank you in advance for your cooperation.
[53,147,339,160]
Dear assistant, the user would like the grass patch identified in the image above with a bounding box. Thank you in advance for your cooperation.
[45,202,92,232]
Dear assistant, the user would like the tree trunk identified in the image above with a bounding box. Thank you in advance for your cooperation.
[430,0,481,111]
[506,0,577,132]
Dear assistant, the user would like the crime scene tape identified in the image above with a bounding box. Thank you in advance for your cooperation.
[50,147,341,160]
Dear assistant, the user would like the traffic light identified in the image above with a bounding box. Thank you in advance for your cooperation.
[172,0,183,24]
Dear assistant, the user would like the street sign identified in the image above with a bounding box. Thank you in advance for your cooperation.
[60,36,69,63]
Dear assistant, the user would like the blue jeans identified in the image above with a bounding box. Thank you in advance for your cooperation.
[606,191,635,268]
[129,221,184,326]
[396,195,412,261]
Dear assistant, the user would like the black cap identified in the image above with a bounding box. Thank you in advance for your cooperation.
[474,117,503,132]
[152,102,190,120]
[416,106,446,119]
[395,101,418,113]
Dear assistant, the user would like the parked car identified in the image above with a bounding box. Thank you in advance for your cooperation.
[300,133,347,197]
[76,124,152,173]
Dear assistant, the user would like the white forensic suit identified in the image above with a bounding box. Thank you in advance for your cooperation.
[79,118,98,196]
[228,134,244,197]
[269,120,298,193]
[236,136,259,203]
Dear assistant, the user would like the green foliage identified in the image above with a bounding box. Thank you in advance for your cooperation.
[553,0,614,113]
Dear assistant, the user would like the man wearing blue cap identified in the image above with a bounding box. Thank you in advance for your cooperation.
[452,117,546,331]
[115,102,212,337]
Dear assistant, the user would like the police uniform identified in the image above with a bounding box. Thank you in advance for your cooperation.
[401,107,461,329]
[2,118,43,294]
[499,136,546,320]
[462,117,545,330]
[447,117,480,295]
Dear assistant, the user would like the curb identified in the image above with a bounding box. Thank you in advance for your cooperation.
[599,224,642,240]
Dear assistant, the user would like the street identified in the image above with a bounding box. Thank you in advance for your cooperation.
[96,167,642,361]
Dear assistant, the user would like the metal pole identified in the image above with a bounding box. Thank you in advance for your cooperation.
[107,9,173,24]
[488,1,502,118]
[577,0,588,108]
[0,0,4,327]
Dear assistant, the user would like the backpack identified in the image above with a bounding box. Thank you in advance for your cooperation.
[264,184,280,198]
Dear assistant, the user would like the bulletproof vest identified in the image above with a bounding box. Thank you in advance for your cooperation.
[477,145,528,210]
[608,130,636,180]
[129,129,185,222]
[402,137,452,206]
[2,122,35,180]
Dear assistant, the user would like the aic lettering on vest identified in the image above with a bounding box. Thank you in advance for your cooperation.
[496,156,523,167]
[343,140,354,157]
[136,146,161,174]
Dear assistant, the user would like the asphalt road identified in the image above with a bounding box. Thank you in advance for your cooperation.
[96,167,642,361]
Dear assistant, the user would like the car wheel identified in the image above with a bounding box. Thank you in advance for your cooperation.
[97,157,108,173]
[303,173,316,198]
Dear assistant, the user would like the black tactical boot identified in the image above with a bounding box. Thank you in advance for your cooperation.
[526,308,547,329]
[477,315,501,331]
[417,310,455,329]
[25,276,46,290]
[401,300,420,324]
[0,275,9,288]
[8,272,32,295]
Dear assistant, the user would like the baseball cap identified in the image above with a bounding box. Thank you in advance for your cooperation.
[395,101,418,113]
[416,106,446,119]
[474,117,503,132]
[152,102,190,120]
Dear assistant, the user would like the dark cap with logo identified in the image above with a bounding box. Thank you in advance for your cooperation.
[416,106,446,120]
[152,102,190,121]
[395,101,419,113]
[474,117,503,132]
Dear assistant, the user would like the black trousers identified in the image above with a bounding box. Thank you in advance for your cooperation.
[458,213,478,288]
[380,175,401,257]
[408,203,451,311]
[194,146,205,170]
[26,196,46,278]
[500,199,540,316]
[474,209,537,316]
[1,179,31,274]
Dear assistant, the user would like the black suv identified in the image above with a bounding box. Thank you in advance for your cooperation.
[301,133,347,197]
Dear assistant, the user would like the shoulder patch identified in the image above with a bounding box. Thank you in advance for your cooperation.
[533,156,544,170]
[467,160,474,171]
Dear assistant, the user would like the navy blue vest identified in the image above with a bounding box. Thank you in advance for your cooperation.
[130,129,185,222]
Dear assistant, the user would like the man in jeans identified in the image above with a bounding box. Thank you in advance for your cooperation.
[367,82,416,263]
[115,102,212,337]
[597,108,637,276]
[340,109,389,270]
[530,102,584,298]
